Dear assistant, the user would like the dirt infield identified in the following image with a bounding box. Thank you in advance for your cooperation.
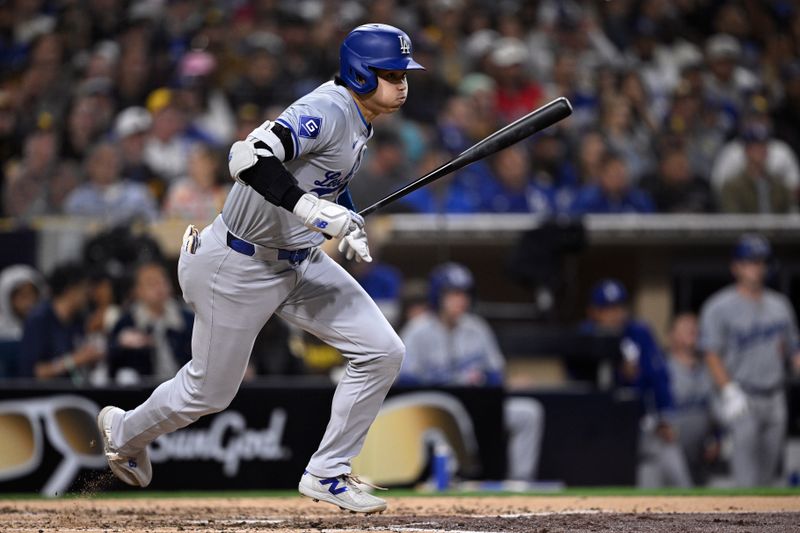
[2,494,799,533]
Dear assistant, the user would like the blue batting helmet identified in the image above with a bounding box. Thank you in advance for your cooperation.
[340,23,425,94]
[429,262,474,309]
[733,233,771,261]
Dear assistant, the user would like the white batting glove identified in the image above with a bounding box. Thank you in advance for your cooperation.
[293,193,364,240]
[718,382,749,425]
[338,227,372,262]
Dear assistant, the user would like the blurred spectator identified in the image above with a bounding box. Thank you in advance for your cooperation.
[570,152,655,214]
[227,44,291,111]
[109,261,193,384]
[643,145,713,213]
[599,94,655,182]
[711,120,800,201]
[19,263,105,383]
[143,88,206,183]
[64,141,159,223]
[3,118,59,219]
[663,77,726,179]
[575,130,607,184]
[61,90,111,162]
[398,262,545,481]
[718,126,796,214]
[163,143,229,221]
[0,265,45,341]
[665,312,718,486]
[399,148,452,213]
[702,34,759,129]
[1,1,799,223]
[699,234,800,487]
[582,279,692,488]
[349,129,412,211]
[488,37,544,123]
[175,50,235,145]
[114,107,163,198]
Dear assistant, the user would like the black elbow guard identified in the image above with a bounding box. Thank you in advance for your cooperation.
[239,142,305,211]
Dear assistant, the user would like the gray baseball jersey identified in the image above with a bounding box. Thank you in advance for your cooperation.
[399,312,505,384]
[666,356,714,472]
[108,80,405,483]
[698,286,799,390]
[223,81,372,249]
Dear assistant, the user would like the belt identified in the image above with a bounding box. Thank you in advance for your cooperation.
[741,383,783,396]
[226,231,310,264]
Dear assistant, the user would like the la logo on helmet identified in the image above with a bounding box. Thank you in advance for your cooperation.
[398,35,410,54]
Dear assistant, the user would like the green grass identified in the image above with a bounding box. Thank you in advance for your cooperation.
[1,486,798,500]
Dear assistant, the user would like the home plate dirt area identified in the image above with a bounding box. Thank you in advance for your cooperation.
[1,495,799,533]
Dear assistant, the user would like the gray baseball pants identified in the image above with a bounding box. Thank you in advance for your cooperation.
[110,215,405,477]
[730,390,787,487]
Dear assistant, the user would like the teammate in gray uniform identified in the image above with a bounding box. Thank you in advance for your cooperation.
[699,233,800,486]
[665,313,717,485]
[398,263,545,482]
[96,24,425,513]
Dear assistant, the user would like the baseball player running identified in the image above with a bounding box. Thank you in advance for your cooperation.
[96,24,424,513]
[699,234,800,486]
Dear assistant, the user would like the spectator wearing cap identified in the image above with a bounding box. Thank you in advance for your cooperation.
[487,37,544,123]
[64,141,159,223]
[569,152,655,214]
[718,126,796,213]
[702,34,760,127]
[582,279,691,488]
[399,262,545,482]
[711,117,800,200]
[114,107,162,195]
[142,88,207,184]
[698,234,800,486]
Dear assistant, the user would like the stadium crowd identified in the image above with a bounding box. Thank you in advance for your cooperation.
[1,0,800,488]
[1,0,800,219]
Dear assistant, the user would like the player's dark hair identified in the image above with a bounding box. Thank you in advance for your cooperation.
[48,262,88,298]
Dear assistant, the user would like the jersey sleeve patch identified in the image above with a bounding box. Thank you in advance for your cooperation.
[298,115,322,139]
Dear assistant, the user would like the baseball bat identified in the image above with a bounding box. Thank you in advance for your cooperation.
[358,96,573,217]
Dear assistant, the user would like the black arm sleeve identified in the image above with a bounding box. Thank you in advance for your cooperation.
[238,142,306,211]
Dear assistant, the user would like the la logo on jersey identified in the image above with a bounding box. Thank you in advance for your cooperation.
[398,35,410,54]
[299,115,322,139]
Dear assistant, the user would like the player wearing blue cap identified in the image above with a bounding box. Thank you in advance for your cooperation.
[398,263,545,482]
[699,233,800,486]
[96,24,425,513]
[583,279,692,487]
